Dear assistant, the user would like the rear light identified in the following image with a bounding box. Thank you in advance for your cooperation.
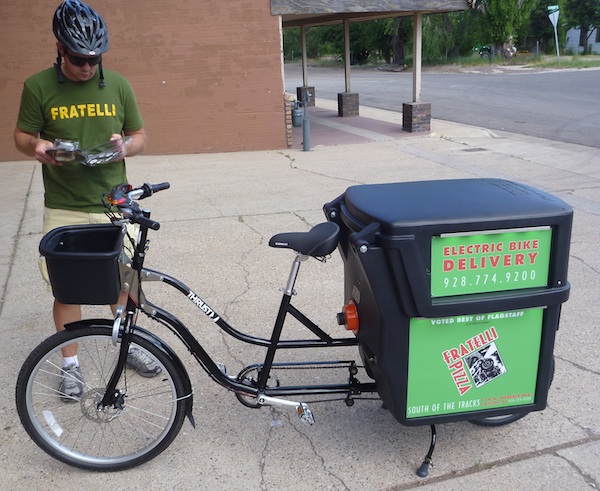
[337,300,359,335]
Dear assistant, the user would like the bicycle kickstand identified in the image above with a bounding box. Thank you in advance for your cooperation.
[257,394,315,425]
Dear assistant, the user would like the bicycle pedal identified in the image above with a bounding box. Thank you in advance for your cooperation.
[297,403,315,425]
[257,395,314,424]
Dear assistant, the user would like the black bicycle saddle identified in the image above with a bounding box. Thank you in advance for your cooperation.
[269,222,340,257]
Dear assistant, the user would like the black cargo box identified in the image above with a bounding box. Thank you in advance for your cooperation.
[324,179,572,425]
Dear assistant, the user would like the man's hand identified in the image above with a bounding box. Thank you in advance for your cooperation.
[14,127,60,165]
[109,134,129,161]
[36,139,61,165]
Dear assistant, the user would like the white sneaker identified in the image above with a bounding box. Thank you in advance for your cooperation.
[59,364,84,402]
[126,346,162,378]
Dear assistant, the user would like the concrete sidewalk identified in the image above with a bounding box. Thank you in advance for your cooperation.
[1,103,599,490]
[290,98,498,150]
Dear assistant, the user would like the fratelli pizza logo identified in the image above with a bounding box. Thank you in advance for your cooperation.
[441,327,507,396]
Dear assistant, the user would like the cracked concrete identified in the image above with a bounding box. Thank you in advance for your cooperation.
[1,104,599,490]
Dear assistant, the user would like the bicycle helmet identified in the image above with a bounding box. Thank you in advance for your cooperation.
[53,1,109,87]
[53,0,109,56]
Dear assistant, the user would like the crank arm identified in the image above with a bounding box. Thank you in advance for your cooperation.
[257,394,315,425]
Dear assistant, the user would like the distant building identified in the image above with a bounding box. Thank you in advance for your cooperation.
[565,27,600,54]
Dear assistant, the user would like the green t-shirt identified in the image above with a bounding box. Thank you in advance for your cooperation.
[17,67,144,212]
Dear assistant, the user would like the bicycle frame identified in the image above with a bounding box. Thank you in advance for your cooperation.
[106,208,377,413]
[22,183,445,476]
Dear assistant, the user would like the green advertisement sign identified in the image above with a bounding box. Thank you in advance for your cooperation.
[431,227,552,298]
[406,308,543,419]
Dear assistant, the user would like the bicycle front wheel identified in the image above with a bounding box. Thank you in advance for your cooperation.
[16,326,188,471]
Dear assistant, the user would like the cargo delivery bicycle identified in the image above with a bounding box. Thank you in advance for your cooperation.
[15,178,572,476]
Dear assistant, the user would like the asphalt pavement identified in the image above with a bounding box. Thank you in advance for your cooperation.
[284,63,600,149]
[1,100,599,490]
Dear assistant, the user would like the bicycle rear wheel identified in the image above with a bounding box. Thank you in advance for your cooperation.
[469,356,555,427]
[16,326,188,471]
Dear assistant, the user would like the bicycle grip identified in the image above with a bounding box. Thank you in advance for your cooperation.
[139,182,170,199]
[136,215,160,230]
[152,182,170,192]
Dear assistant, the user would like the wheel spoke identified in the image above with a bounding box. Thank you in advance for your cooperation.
[16,327,187,470]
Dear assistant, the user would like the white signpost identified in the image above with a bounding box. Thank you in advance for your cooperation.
[548,5,560,63]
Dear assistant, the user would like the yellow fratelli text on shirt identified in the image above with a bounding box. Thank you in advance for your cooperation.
[50,103,117,120]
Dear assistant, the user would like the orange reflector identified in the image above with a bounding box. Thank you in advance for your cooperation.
[343,300,359,334]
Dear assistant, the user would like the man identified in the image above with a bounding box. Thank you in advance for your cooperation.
[14,0,159,401]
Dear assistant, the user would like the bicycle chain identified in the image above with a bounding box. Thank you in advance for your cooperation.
[268,363,364,371]
[263,363,381,404]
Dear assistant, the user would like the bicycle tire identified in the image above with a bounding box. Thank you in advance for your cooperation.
[469,356,555,427]
[16,326,188,471]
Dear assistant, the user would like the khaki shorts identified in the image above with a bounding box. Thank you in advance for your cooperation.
[39,207,136,288]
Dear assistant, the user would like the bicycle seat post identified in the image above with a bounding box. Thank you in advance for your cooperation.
[257,252,308,390]
[282,253,308,296]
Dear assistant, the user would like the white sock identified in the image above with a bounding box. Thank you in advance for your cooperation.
[63,355,79,368]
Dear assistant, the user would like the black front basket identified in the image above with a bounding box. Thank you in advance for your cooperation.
[40,223,124,305]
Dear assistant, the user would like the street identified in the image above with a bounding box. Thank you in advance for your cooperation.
[284,63,600,148]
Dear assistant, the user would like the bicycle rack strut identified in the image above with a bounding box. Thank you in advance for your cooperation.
[257,394,315,425]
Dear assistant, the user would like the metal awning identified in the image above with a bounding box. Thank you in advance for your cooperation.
[280,12,414,28]
[272,0,473,136]
[272,0,473,28]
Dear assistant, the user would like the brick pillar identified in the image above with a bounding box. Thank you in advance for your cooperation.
[402,102,431,132]
[296,86,315,107]
[337,92,359,117]
[283,93,295,148]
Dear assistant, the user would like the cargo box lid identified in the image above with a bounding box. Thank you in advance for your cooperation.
[343,179,572,235]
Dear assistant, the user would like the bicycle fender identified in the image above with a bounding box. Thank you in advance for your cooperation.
[64,319,195,427]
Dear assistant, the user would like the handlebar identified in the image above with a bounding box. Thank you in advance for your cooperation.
[134,214,162,231]
[106,182,170,230]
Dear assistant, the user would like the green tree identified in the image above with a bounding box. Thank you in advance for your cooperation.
[284,2,584,65]
[284,20,403,65]
[446,9,489,56]
[478,0,536,47]
[283,25,344,61]
[421,15,446,63]
[282,28,301,62]
[388,17,412,65]
[564,0,600,53]
[349,19,392,64]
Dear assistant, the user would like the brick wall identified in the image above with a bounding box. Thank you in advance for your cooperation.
[402,102,431,132]
[0,0,286,161]
[283,93,295,148]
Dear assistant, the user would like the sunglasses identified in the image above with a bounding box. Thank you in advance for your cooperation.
[65,52,102,67]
